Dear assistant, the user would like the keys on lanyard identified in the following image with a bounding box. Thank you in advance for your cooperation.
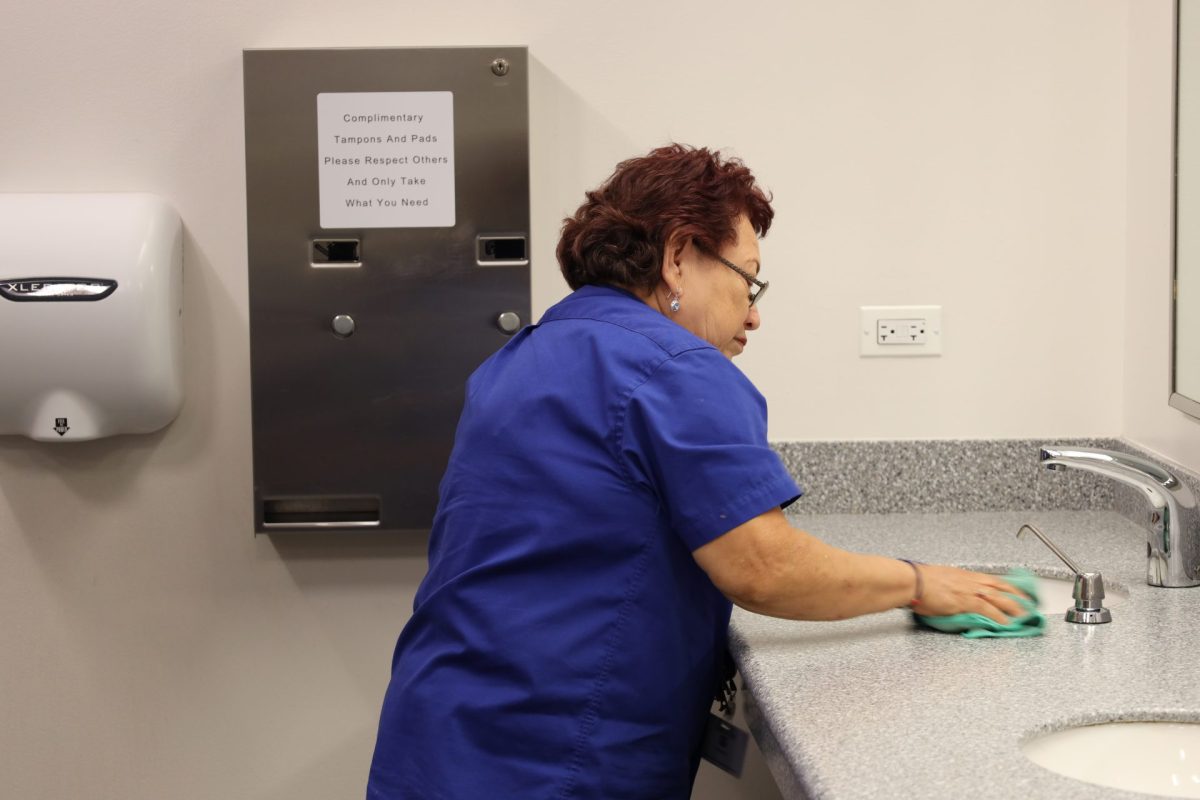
[702,651,749,776]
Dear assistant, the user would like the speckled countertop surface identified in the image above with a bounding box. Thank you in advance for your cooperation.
[728,509,1200,800]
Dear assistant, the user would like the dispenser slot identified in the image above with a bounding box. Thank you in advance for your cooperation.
[261,496,381,529]
[476,235,529,266]
[311,239,362,267]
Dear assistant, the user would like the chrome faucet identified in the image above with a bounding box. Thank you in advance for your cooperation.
[1040,446,1200,588]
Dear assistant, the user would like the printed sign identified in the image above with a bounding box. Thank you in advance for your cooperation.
[317,92,455,228]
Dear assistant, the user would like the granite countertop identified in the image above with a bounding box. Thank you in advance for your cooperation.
[728,509,1200,800]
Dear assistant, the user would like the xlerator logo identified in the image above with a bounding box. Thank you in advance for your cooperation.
[0,278,117,302]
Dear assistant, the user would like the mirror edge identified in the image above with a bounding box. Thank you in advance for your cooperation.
[1170,392,1200,416]
[1171,0,1200,418]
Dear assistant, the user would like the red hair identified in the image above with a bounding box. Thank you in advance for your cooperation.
[556,144,774,292]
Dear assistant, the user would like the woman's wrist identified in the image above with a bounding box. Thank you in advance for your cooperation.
[899,559,923,608]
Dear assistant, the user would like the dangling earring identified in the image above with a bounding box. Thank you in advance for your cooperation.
[668,291,681,313]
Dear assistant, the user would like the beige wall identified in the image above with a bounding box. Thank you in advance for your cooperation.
[529,0,1129,441]
[0,2,1191,799]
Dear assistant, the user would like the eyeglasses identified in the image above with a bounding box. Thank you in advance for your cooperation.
[697,243,769,307]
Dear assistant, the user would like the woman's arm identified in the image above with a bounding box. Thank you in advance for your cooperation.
[692,508,1027,623]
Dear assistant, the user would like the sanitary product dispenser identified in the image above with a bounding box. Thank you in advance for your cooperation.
[243,47,530,534]
[0,194,184,441]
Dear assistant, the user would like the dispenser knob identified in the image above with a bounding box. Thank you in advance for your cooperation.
[496,311,522,334]
[332,314,356,337]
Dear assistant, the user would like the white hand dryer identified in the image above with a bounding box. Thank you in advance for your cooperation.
[0,193,183,441]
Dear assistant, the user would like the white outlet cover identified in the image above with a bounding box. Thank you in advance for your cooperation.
[860,305,942,357]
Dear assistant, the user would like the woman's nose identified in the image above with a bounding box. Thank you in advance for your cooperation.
[745,304,761,331]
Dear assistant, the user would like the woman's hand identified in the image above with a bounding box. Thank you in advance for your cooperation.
[912,565,1032,624]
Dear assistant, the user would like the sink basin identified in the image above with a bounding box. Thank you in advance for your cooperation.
[1022,721,1200,797]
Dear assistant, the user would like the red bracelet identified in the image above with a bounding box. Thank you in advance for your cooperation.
[900,559,924,607]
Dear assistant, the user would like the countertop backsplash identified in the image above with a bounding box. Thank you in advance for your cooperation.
[770,438,1200,525]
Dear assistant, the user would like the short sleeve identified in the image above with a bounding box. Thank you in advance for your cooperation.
[619,348,803,551]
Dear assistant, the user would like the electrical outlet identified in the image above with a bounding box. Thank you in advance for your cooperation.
[860,306,942,357]
[877,319,927,344]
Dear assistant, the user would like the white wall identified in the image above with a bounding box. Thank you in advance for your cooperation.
[529,1,1129,441]
[0,2,1184,799]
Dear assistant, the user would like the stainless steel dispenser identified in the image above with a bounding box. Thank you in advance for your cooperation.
[243,47,530,534]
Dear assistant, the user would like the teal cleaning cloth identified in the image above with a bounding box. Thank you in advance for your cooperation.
[913,568,1046,638]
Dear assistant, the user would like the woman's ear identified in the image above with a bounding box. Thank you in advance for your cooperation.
[660,231,689,288]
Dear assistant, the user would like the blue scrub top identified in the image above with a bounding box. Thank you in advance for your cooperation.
[368,285,801,800]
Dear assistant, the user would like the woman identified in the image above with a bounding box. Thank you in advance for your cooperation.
[367,144,1024,800]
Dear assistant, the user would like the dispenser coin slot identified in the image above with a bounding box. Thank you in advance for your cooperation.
[476,235,529,266]
[311,239,361,267]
